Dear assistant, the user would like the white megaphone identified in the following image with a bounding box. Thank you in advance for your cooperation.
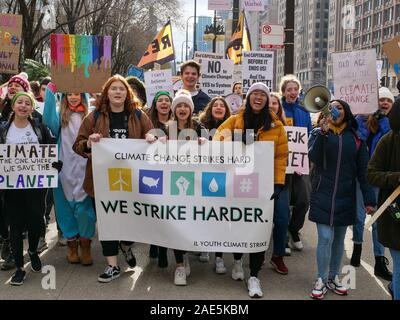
[303,85,340,120]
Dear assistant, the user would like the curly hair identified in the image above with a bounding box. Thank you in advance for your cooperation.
[199,97,231,130]
[95,75,141,113]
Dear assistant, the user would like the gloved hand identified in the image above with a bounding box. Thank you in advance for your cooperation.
[270,184,284,200]
[52,160,63,173]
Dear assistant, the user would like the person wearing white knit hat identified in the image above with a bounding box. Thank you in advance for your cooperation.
[171,89,194,115]
[350,86,394,281]
[245,82,271,101]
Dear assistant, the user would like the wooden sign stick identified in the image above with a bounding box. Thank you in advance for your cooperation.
[365,185,400,230]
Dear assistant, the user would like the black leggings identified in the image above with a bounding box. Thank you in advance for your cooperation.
[5,189,46,268]
[235,252,265,277]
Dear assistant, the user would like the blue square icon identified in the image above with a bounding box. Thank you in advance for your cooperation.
[202,172,226,197]
[139,170,163,195]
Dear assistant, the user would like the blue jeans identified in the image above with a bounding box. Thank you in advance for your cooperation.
[273,188,290,256]
[353,183,384,257]
[390,248,400,300]
[316,223,347,282]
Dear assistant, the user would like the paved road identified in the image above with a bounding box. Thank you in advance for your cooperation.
[0,214,392,300]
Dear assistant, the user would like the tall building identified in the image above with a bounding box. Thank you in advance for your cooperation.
[276,0,287,89]
[327,0,399,93]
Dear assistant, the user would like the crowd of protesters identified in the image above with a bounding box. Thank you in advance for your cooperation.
[0,60,399,301]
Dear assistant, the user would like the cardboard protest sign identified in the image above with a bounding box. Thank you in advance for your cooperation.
[50,34,112,93]
[127,65,144,81]
[284,127,309,175]
[92,139,274,253]
[200,58,234,97]
[144,69,174,106]
[0,14,22,74]
[194,51,224,65]
[383,35,400,78]
[242,51,274,94]
[0,144,58,189]
[332,49,378,115]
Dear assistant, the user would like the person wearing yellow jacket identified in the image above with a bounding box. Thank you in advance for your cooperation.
[214,82,288,298]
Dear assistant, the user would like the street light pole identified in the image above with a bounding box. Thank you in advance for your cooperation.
[193,0,197,57]
[185,16,194,61]
[212,10,217,53]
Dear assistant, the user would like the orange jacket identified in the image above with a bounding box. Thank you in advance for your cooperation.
[213,111,288,185]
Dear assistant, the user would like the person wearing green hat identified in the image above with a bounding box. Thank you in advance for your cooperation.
[0,91,61,286]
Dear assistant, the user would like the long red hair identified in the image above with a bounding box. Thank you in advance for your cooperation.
[95,74,141,113]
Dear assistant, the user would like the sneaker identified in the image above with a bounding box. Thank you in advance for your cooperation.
[98,265,121,283]
[29,251,42,273]
[290,233,303,251]
[174,266,187,286]
[1,238,11,261]
[231,259,244,281]
[327,276,348,296]
[285,246,292,256]
[1,254,16,271]
[10,269,26,286]
[184,254,191,277]
[215,257,227,274]
[270,256,288,275]
[199,252,210,262]
[119,243,136,268]
[247,277,263,298]
[310,278,328,299]
[37,237,48,253]
[57,232,67,247]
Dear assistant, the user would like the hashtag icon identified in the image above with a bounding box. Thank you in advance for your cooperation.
[239,178,253,193]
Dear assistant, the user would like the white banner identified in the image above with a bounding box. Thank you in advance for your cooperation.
[332,49,378,115]
[285,127,309,175]
[194,51,224,65]
[0,144,58,189]
[242,51,274,94]
[201,58,234,97]
[208,0,231,11]
[241,0,265,11]
[92,139,274,253]
[144,69,174,107]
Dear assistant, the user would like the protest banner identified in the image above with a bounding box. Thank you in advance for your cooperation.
[241,0,265,12]
[144,69,174,105]
[200,58,234,97]
[127,65,145,81]
[50,34,112,93]
[226,11,251,65]
[242,51,274,94]
[284,127,309,175]
[383,35,400,78]
[92,139,274,253]
[137,20,175,69]
[332,49,378,115]
[208,0,231,10]
[0,14,22,74]
[194,51,224,65]
[0,144,58,189]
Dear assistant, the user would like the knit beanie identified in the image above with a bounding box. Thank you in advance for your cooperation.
[246,82,271,100]
[8,72,30,92]
[11,91,36,108]
[171,89,194,114]
[152,91,173,109]
[379,87,395,103]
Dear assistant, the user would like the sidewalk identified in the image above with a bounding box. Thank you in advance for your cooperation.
[0,216,392,300]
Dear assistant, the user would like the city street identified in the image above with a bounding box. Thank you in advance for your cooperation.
[0,213,392,301]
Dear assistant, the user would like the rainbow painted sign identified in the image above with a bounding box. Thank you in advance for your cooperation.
[0,14,22,74]
[50,34,112,93]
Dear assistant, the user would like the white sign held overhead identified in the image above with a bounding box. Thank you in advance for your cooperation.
[201,58,234,97]
[332,49,378,115]
[208,0,231,10]
[261,24,285,49]
[241,0,265,11]
[242,51,274,94]
[144,69,174,106]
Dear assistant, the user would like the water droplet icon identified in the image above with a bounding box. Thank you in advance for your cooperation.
[209,178,219,193]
